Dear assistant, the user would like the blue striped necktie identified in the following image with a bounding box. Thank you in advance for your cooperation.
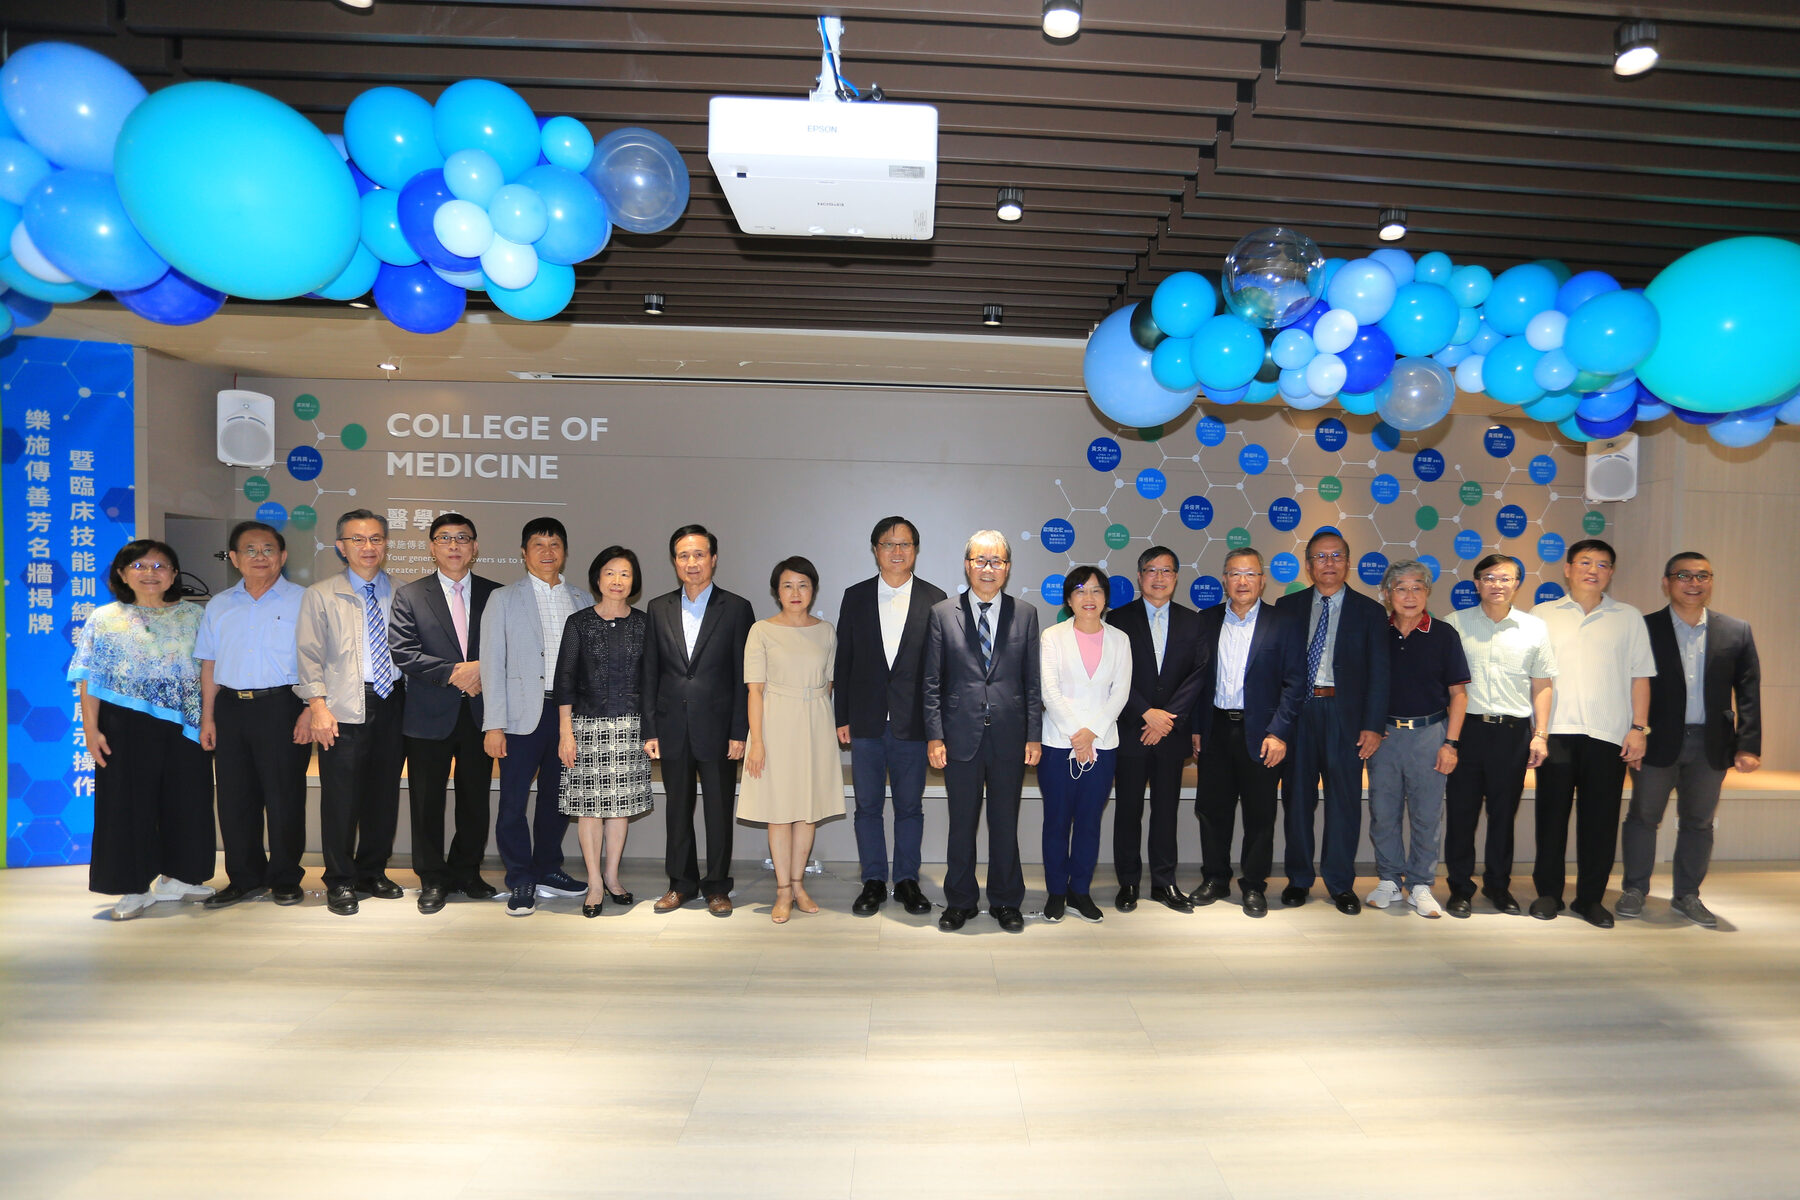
[978,601,993,672]
[365,581,395,698]
[1306,591,1331,687]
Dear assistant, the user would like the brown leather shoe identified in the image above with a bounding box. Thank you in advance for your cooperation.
[706,893,733,917]
[653,890,692,913]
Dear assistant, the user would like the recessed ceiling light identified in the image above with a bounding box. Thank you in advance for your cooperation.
[644,293,666,316]
[1378,207,1408,242]
[996,187,1024,222]
[1614,20,1659,76]
[982,304,1003,327]
[1042,0,1081,40]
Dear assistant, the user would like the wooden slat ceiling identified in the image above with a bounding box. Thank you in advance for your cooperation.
[13,0,1799,339]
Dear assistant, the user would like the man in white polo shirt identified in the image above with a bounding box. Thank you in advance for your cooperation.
[1529,538,1655,928]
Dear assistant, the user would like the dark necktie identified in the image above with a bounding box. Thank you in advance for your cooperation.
[977,601,993,672]
[1306,592,1331,687]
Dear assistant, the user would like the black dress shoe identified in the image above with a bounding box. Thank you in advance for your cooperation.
[1150,885,1192,913]
[894,879,933,915]
[938,906,977,932]
[1242,889,1268,918]
[1570,899,1615,929]
[852,879,888,917]
[1528,896,1562,921]
[1280,885,1309,907]
[1115,884,1139,912]
[1445,895,1473,919]
[1188,879,1230,906]
[605,888,635,907]
[992,906,1025,933]
[271,885,305,906]
[1332,891,1362,915]
[1483,888,1522,915]
[582,901,603,918]
[458,879,498,901]
[203,883,267,909]
[326,886,359,916]
[418,885,448,914]
[360,875,404,900]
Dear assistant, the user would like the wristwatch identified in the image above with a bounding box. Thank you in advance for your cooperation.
[1631,724,1649,734]
[1443,738,1460,749]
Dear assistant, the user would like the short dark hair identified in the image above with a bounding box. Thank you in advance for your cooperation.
[1305,528,1349,557]
[669,524,717,559]
[870,516,920,549]
[1664,551,1709,576]
[428,512,477,540]
[587,546,642,603]
[228,520,285,555]
[1223,547,1265,572]
[1472,553,1521,582]
[107,539,183,604]
[769,555,819,603]
[520,517,568,550]
[1565,538,1616,566]
[334,507,384,538]
[1063,564,1110,608]
[1137,545,1178,573]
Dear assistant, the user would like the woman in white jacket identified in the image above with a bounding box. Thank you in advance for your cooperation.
[1038,565,1133,923]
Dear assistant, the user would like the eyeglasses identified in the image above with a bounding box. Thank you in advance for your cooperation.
[1140,567,1176,578]
[967,557,1009,570]
[1309,551,1346,562]
[339,535,387,548]
[127,561,171,573]
[876,541,915,552]
[1476,572,1519,585]
[235,546,280,559]
[432,533,474,545]
[674,550,712,563]
[1224,570,1265,580]
[1668,570,1713,583]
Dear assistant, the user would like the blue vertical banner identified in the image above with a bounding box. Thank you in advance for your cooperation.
[2,336,137,868]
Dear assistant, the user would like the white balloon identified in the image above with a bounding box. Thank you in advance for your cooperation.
[1312,308,1358,355]
[433,199,494,259]
[1286,390,1334,411]
[480,234,539,290]
[1305,351,1347,397]
[1525,309,1567,352]
[10,222,73,284]
[1454,353,1486,395]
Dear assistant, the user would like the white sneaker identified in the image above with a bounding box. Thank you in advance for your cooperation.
[151,876,216,901]
[1365,880,1402,909]
[1409,885,1444,918]
[111,892,156,920]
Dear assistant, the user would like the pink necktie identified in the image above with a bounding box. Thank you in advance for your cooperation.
[451,579,469,658]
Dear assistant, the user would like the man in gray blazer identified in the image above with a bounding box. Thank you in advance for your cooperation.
[479,518,593,916]
[923,530,1043,933]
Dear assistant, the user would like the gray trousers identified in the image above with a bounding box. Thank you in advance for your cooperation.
[1624,725,1724,899]
[1367,723,1447,890]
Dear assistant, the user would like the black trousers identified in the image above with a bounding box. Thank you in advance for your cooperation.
[662,747,738,896]
[1196,710,1279,893]
[1112,740,1187,888]
[214,689,313,891]
[1533,733,1627,907]
[89,703,215,895]
[942,729,1027,910]
[317,684,406,889]
[1443,718,1530,899]
[405,699,494,888]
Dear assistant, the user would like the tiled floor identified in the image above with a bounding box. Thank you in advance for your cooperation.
[4,861,1799,1199]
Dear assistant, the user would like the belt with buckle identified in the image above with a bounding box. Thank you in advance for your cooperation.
[1311,686,1336,698]
[1214,707,1245,722]
[226,687,290,701]
[1474,713,1527,727]
[1388,711,1447,730]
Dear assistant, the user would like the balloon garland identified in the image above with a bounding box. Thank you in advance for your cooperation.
[1086,227,1800,449]
[0,42,690,339]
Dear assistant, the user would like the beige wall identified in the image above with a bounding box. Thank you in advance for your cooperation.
[134,350,238,540]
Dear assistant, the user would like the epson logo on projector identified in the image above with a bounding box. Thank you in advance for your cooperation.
[807,124,838,134]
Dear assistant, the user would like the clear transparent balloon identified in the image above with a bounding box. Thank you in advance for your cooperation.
[1221,226,1327,329]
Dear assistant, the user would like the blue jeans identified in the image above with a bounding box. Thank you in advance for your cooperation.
[850,727,927,883]
[494,697,569,890]
[1367,723,1447,890]
[1038,747,1115,896]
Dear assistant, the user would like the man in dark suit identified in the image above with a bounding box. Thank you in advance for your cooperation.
[1188,548,1306,917]
[389,513,502,914]
[1108,545,1206,913]
[1620,552,1761,928]
[923,530,1042,933]
[1276,529,1390,915]
[643,524,754,917]
[835,516,947,917]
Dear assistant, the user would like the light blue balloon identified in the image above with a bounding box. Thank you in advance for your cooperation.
[1305,352,1346,397]
[540,116,595,173]
[1556,269,1620,315]
[1485,263,1559,336]
[1287,390,1334,412]
[433,199,494,258]
[1083,304,1199,426]
[431,264,487,290]
[1449,306,1483,346]
[1271,327,1316,370]
[443,148,505,206]
[1246,378,1281,404]
[1449,264,1492,308]
[1563,288,1661,375]
[1327,258,1397,325]
[1525,390,1581,423]
[313,243,380,301]
[114,81,359,300]
[22,169,167,291]
[1435,343,1472,369]
[1707,414,1776,447]
[1319,258,1346,289]
[1338,379,1390,415]
[488,183,548,245]
[1150,271,1215,339]
[1379,281,1459,357]
[1369,247,1414,287]
[343,87,444,191]
[1207,383,1249,405]
[585,126,689,234]
[1453,354,1485,396]
[1556,415,1596,443]
[1151,337,1198,391]
[0,137,51,206]
[1191,313,1264,391]
[516,165,609,265]
[0,252,97,303]
[1637,399,1673,421]
[1534,347,1577,393]
[0,42,146,173]
[1415,251,1454,286]
[1525,309,1567,351]
[434,79,540,181]
[1483,335,1546,405]
[360,188,419,266]
[1279,367,1311,400]
[1775,387,1800,424]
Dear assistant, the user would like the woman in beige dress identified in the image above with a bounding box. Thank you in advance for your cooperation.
[737,556,841,923]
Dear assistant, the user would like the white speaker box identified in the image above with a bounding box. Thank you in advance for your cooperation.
[1585,432,1638,502]
[217,390,275,468]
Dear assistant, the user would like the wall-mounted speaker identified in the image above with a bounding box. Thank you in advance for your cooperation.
[217,390,275,468]
[1585,432,1638,502]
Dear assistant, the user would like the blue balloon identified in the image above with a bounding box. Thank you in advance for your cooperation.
[1378,281,1459,357]
[1575,383,1638,423]
[1340,325,1395,394]
[111,267,225,325]
[1338,379,1390,416]
[1483,335,1546,405]
[1150,271,1215,339]
[540,116,595,173]
[397,168,479,272]
[1576,409,1635,439]
[516,165,609,265]
[1707,414,1775,447]
[1778,388,1800,424]
[1207,383,1250,404]
[1290,298,1329,336]
[1555,269,1620,315]
[1485,264,1559,337]
[1271,327,1316,370]
[0,137,51,206]
[1,287,54,327]
[114,82,359,300]
[1369,247,1414,287]
[1319,258,1346,289]
[0,253,97,303]
[1564,289,1660,375]
[1434,343,1473,369]
[313,243,380,301]
[1449,264,1492,308]
[1415,251,1454,286]
[1278,367,1312,400]
[584,126,688,235]
[1326,258,1397,325]
[1556,416,1596,444]
[1151,337,1198,391]
[1672,406,1723,426]
[1523,389,1580,423]
[488,183,548,245]
[434,80,540,181]
[360,188,419,266]
[0,42,146,173]
[1449,306,1482,346]
[1637,399,1673,422]
[22,169,167,291]
[1468,321,1504,356]
[373,260,465,333]
[1534,347,1577,393]
[431,264,487,291]
[1191,313,1264,391]
[344,87,444,191]
[1082,304,1199,426]
[443,148,505,207]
